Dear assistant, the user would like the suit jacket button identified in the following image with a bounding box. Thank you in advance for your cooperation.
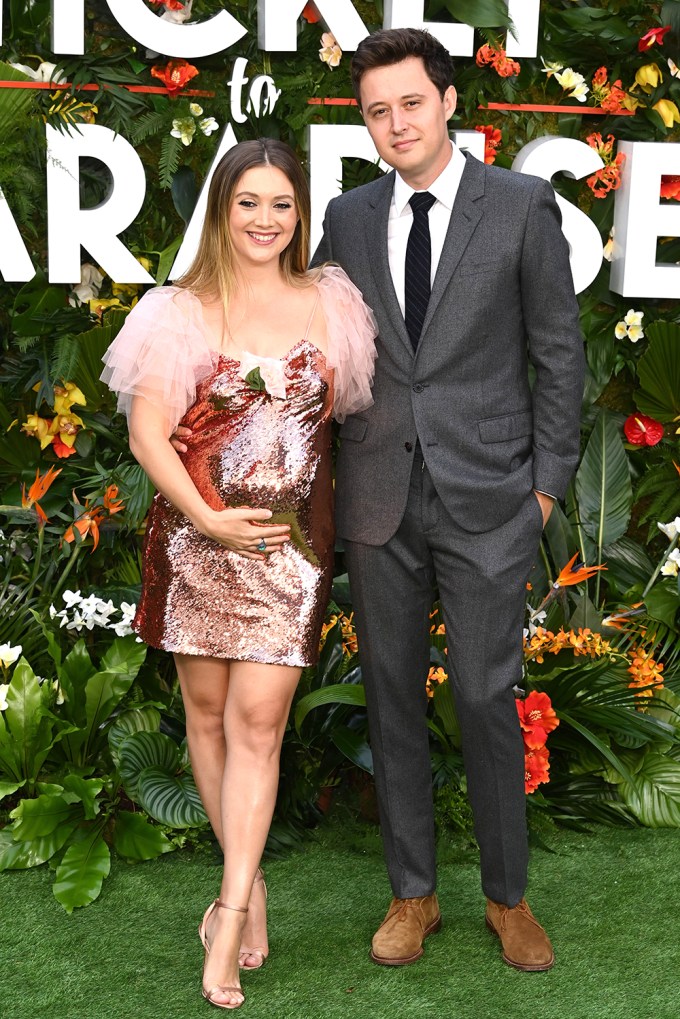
[412,383,423,393]
[404,442,413,452]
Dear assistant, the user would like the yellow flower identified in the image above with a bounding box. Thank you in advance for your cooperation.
[89,297,127,318]
[53,382,86,415]
[21,413,53,449]
[137,256,153,273]
[634,63,663,92]
[426,666,447,698]
[49,411,84,448]
[653,98,680,128]
[112,281,141,298]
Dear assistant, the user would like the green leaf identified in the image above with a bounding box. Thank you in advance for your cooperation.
[61,776,104,820]
[11,270,66,336]
[294,683,366,734]
[118,730,180,800]
[136,767,208,827]
[330,728,373,774]
[575,410,632,553]
[53,829,111,912]
[244,367,266,391]
[636,321,680,423]
[112,810,174,860]
[108,706,161,761]
[0,779,24,800]
[171,166,198,223]
[645,583,679,631]
[432,680,461,745]
[558,711,637,786]
[0,820,78,871]
[10,793,78,840]
[620,752,680,827]
[155,236,182,285]
[432,0,514,30]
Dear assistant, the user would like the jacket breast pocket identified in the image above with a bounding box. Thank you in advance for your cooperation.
[339,417,368,442]
[457,258,509,278]
[478,410,533,443]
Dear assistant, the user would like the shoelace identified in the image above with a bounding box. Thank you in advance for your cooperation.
[498,900,541,933]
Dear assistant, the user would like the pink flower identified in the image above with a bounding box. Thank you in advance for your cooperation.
[238,352,288,400]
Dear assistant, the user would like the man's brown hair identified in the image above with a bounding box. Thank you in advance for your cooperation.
[350,28,454,106]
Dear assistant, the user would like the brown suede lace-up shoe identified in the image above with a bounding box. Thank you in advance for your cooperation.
[485,898,554,971]
[370,894,441,966]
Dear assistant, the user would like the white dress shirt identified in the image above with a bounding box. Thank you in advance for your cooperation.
[388,141,466,316]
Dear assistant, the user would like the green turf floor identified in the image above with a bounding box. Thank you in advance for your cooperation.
[1,819,679,1019]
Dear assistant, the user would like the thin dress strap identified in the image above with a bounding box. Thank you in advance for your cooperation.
[302,290,321,343]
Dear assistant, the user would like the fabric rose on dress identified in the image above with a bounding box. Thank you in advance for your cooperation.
[238,352,288,400]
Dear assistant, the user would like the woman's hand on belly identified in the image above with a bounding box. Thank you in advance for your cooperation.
[195,506,291,560]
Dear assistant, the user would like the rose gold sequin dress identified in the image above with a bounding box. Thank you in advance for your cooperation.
[137,340,335,667]
[101,268,377,668]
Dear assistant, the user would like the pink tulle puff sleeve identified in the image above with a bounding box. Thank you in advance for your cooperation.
[316,265,378,423]
[100,287,215,437]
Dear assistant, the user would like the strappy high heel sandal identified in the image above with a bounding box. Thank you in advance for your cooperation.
[239,868,269,971]
[198,900,247,1011]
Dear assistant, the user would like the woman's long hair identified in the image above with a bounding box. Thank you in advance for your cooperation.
[176,138,314,301]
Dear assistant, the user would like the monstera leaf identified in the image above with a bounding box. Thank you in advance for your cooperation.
[636,321,680,423]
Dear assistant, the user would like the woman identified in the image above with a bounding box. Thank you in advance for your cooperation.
[101,139,376,1010]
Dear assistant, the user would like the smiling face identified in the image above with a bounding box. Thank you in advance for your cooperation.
[359,56,456,189]
[228,164,300,270]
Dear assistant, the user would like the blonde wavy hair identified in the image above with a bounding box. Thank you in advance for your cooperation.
[176,138,318,302]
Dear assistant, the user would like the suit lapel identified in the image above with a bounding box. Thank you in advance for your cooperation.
[363,171,413,357]
[418,153,486,342]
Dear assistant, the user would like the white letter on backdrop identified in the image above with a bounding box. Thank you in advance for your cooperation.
[512,137,604,294]
[384,0,474,56]
[52,0,85,54]
[611,141,680,300]
[258,0,369,52]
[46,124,155,284]
[505,0,540,57]
[0,188,35,282]
[104,0,246,59]
[170,124,239,280]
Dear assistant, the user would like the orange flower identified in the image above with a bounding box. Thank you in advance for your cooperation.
[150,59,199,96]
[426,666,447,698]
[475,43,520,78]
[301,2,321,22]
[592,66,609,88]
[103,484,125,515]
[21,466,62,526]
[63,500,106,552]
[554,553,607,588]
[516,691,559,749]
[474,124,502,164]
[524,626,615,663]
[627,647,664,700]
[599,81,627,115]
[319,612,357,656]
[524,745,550,794]
[661,175,680,200]
[51,433,77,458]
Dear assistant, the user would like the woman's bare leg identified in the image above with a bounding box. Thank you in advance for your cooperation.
[202,660,301,1007]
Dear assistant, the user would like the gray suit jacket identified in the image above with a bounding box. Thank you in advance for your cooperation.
[313,152,585,543]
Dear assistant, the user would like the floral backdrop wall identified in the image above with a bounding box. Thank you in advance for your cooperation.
[0,0,679,911]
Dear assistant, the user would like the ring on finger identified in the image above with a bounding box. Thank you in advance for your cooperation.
[257,539,267,552]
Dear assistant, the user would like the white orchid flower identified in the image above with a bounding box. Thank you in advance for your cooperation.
[0,643,22,668]
[319,32,343,69]
[189,102,203,117]
[658,518,680,541]
[660,548,680,577]
[10,60,67,84]
[62,590,82,608]
[540,58,564,77]
[171,117,196,146]
[0,684,9,711]
[199,117,219,137]
[554,68,589,102]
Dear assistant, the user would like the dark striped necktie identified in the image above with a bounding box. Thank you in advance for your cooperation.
[404,191,437,351]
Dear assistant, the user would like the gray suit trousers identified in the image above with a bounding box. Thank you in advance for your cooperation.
[344,450,544,906]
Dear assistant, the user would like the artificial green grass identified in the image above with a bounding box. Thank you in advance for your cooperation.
[1,818,679,1019]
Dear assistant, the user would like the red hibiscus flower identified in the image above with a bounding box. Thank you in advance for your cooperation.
[150,58,199,96]
[474,124,502,164]
[624,413,664,446]
[661,175,680,200]
[638,25,672,51]
[302,2,321,23]
[516,692,559,750]
[524,745,550,794]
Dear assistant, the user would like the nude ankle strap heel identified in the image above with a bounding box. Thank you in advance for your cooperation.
[199,902,249,1011]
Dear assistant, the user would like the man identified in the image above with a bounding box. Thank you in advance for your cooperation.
[312,28,585,971]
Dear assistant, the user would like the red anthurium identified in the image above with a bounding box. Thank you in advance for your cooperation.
[624,413,664,446]
[302,2,321,23]
[638,25,672,51]
[516,692,559,750]
[150,59,199,96]
[524,745,550,794]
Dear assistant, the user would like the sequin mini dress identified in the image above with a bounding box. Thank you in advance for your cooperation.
[101,267,377,668]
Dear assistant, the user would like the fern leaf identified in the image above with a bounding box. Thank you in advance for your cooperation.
[159,135,182,190]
